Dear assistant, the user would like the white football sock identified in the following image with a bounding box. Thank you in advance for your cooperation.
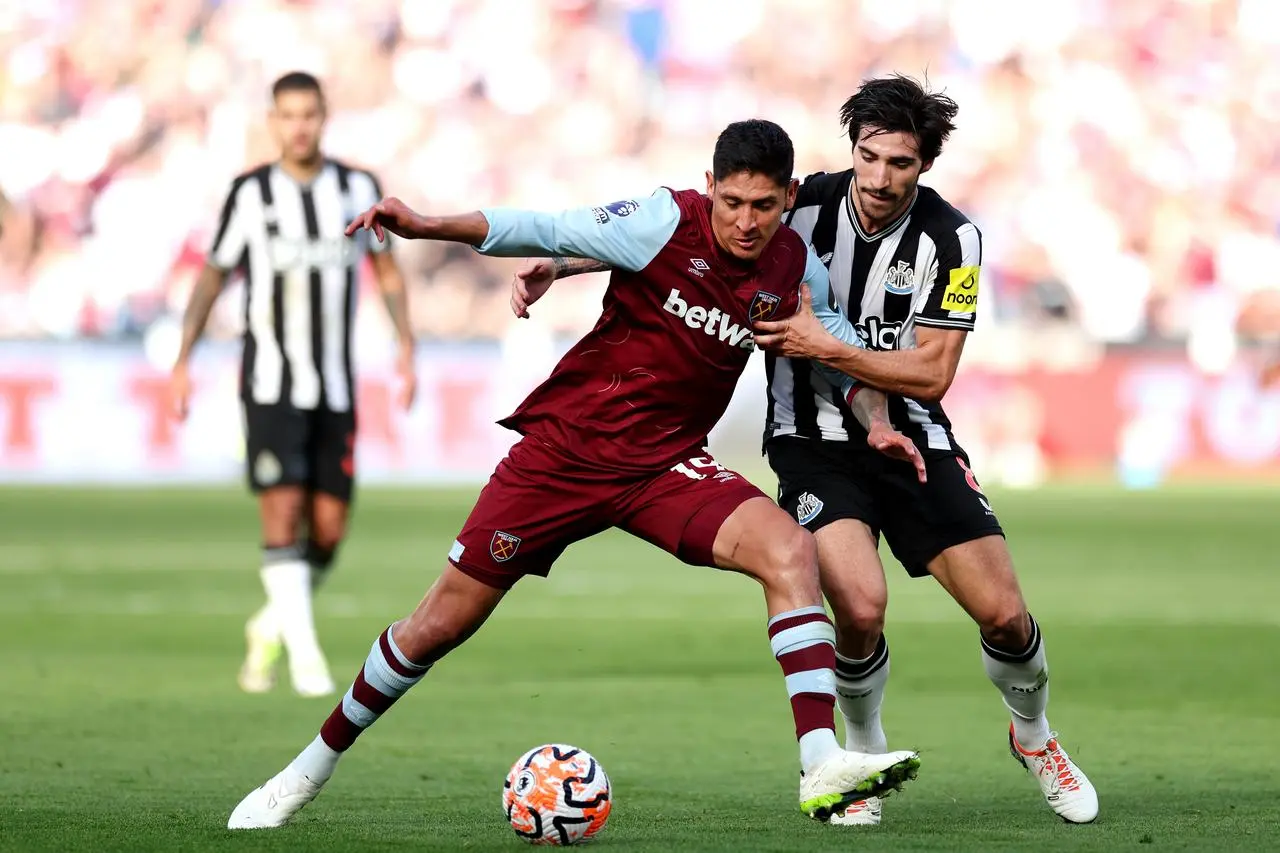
[835,635,890,754]
[981,614,1052,749]
[290,734,340,786]
[260,546,324,664]
[798,728,841,771]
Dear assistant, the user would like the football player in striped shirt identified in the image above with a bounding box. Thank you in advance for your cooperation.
[752,75,1097,826]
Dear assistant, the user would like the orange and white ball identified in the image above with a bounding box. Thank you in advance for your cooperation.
[504,744,611,846]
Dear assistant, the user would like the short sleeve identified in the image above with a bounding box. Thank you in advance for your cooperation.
[208,178,249,271]
[916,222,982,331]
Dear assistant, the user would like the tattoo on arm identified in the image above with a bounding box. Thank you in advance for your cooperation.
[177,265,227,362]
[552,257,611,279]
[848,386,892,433]
[383,289,412,344]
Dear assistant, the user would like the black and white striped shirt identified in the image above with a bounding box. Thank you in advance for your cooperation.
[765,170,982,452]
[209,159,387,412]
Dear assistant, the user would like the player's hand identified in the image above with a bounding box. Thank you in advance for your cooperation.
[867,422,927,483]
[753,285,832,359]
[345,197,424,243]
[396,348,417,411]
[511,259,556,319]
[169,361,193,422]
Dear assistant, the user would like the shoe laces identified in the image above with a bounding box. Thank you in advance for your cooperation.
[1040,735,1082,793]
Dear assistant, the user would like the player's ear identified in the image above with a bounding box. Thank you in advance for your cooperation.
[785,178,798,211]
[705,170,715,197]
[920,158,934,175]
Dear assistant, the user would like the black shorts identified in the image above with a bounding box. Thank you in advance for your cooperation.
[767,435,1004,578]
[242,401,357,502]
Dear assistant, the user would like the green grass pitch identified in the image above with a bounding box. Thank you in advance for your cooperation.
[2,482,1278,851]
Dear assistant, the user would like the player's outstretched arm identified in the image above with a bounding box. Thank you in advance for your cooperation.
[348,193,678,274]
[345,197,492,245]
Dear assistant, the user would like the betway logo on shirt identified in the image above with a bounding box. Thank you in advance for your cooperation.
[663,289,755,350]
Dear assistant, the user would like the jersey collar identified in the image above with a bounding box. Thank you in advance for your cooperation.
[844,183,917,242]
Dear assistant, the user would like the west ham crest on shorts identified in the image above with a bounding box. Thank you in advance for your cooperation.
[490,531,522,562]
[750,291,782,322]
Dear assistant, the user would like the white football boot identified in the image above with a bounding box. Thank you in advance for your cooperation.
[829,796,882,825]
[1009,724,1098,823]
[227,766,325,829]
[800,749,919,820]
[237,608,283,694]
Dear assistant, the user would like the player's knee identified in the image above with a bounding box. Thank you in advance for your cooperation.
[760,524,819,589]
[396,604,480,665]
[394,612,461,665]
[308,522,346,555]
[979,602,1031,651]
[831,594,887,644]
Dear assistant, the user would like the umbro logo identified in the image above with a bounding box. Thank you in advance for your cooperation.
[687,257,710,278]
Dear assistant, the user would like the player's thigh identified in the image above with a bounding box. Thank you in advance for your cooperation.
[927,535,1028,640]
[814,519,888,632]
[618,449,813,585]
[451,437,612,592]
[309,407,356,505]
[878,448,1006,579]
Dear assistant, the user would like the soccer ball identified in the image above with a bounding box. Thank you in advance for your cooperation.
[503,744,611,846]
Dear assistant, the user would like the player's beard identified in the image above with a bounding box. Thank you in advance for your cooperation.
[854,181,912,231]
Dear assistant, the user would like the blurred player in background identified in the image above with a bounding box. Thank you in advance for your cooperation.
[751,75,1097,825]
[170,72,416,698]
[535,76,1098,827]
[228,119,928,830]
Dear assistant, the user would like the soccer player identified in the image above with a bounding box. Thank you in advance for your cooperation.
[227,119,926,830]
[750,76,1098,825]
[170,72,417,698]
[533,77,1099,827]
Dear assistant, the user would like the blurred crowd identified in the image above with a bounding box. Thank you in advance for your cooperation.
[1,0,1278,360]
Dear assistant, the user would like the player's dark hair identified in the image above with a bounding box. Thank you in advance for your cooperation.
[840,75,958,164]
[712,119,795,187]
[271,71,325,104]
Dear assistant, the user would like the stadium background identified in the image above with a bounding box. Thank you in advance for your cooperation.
[3,0,1280,485]
[3,2,1279,851]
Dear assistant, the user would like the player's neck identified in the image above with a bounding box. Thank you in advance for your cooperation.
[279,156,325,185]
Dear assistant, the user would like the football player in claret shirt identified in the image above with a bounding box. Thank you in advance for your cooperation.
[533,78,1099,830]
[228,119,930,829]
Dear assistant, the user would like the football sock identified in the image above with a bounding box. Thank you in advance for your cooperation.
[768,606,841,772]
[304,539,338,591]
[259,544,322,661]
[834,634,890,754]
[981,613,1052,749]
[318,624,431,754]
